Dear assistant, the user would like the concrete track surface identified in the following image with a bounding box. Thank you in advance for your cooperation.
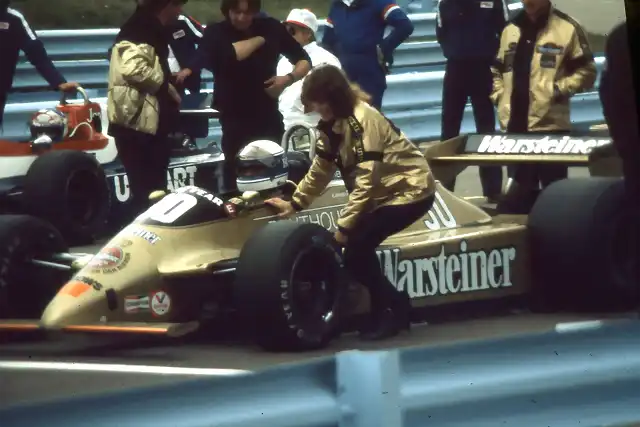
[0,166,621,411]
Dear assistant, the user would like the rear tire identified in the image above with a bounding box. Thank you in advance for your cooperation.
[0,215,69,318]
[528,177,637,310]
[23,150,110,244]
[233,221,347,352]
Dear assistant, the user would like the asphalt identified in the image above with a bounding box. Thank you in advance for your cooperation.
[0,166,604,411]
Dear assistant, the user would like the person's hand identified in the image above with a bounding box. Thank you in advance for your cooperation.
[333,230,348,245]
[58,82,79,92]
[175,68,192,85]
[264,197,296,218]
[168,84,182,104]
[264,75,293,99]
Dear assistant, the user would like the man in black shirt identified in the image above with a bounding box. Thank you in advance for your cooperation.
[177,0,311,191]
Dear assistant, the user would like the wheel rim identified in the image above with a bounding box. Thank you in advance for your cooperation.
[65,169,104,225]
[289,246,341,331]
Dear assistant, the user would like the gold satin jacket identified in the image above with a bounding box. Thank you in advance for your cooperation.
[107,41,165,135]
[491,7,597,132]
[291,101,435,234]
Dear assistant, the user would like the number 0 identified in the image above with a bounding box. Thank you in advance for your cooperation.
[137,193,198,224]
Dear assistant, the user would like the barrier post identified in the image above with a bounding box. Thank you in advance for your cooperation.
[337,350,402,427]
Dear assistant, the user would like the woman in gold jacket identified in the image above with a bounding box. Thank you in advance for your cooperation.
[266,65,436,340]
[107,0,184,215]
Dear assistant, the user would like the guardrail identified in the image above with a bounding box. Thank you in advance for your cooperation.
[2,57,607,143]
[1,319,639,427]
[9,3,526,99]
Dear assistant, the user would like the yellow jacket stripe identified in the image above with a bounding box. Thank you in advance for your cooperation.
[292,101,435,233]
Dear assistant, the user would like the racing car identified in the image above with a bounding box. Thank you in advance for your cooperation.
[0,87,227,243]
[0,126,635,352]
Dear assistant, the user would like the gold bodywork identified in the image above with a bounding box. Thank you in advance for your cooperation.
[0,131,621,337]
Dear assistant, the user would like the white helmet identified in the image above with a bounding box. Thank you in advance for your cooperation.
[236,140,289,192]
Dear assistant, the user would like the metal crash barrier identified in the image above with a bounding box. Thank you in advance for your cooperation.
[4,4,608,144]
[1,319,639,427]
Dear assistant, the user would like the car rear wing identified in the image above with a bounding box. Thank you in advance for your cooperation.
[423,131,621,184]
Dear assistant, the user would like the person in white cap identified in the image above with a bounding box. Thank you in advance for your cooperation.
[276,8,342,130]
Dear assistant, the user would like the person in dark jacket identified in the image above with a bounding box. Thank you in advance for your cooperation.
[168,13,204,94]
[175,0,311,192]
[0,1,78,127]
[107,0,184,216]
[599,20,640,202]
[435,0,508,201]
[322,0,414,110]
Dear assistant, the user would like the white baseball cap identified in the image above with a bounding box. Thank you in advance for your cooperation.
[284,8,318,35]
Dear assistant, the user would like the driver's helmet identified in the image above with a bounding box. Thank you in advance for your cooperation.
[236,140,289,192]
[30,109,68,142]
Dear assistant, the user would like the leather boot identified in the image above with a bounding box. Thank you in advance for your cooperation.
[359,293,411,341]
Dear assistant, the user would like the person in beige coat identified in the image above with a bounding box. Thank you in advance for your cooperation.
[107,0,184,215]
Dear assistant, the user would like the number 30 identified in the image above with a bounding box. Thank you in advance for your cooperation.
[136,193,198,224]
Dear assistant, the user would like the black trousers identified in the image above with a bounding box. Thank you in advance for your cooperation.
[219,110,284,191]
[505,130,570,189]
[113,128,171,216]
[343,195,434,312]
[441,58,502,197]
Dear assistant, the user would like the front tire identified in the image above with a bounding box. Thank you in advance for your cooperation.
[0,215,69,319]
[233,221,347,352]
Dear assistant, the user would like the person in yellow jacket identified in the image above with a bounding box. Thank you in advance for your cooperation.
[491,0,596,198]
[265,64,436,341]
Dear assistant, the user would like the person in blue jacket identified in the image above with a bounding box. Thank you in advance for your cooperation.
[322,0,414,109]
[435,0,508,202]
[0,1,78,127]
[168,14,204,95]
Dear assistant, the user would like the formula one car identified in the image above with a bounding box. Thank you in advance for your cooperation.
[0,127,635,352]
[0,87,226,243]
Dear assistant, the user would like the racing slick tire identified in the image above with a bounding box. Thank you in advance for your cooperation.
[528,177,637,310]
[0,215,69,319]
[22,150,110,244]
[233,221,348,352]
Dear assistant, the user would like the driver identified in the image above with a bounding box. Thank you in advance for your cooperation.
[225,139,292,212]
[265,65,436,341]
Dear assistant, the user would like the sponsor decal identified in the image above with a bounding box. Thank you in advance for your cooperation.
[173,29,186,39]
[377,240,517,299]
[474,135,611,155]
[480,1,494,8]
[125,226,161,244]
[136,192,198,224]
[124,295,150,313]
[113,166,198,202]
[224,202,237,217]
[294,205,342,232]
[176,186,224,206]
[58,276,104,297]
[150,291,171,316]
[332,190,348,199]
[0,22,9,30]
[88,246,131,274]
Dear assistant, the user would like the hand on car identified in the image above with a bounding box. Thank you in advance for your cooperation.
[168,84,182,104]
[175,68,192,85]
[58,82,79,92]
[264,75,293,99]
[264,197,295,218]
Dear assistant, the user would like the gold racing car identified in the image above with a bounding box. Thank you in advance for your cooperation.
[0,125,635,351]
